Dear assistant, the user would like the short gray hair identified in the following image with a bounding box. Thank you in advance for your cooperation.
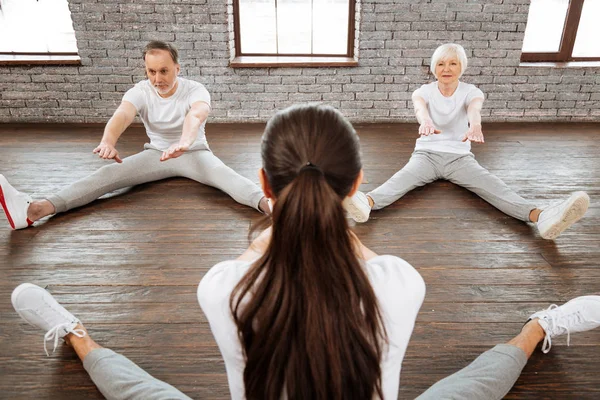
[430,43,468,79]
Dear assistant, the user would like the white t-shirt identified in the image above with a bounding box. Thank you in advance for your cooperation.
[198,255,426,400]
[122,77,211,151]
[413,81,484,155]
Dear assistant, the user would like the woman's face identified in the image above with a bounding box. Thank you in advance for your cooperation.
[435,56,461,85]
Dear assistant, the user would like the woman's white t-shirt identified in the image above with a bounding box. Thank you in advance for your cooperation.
[413,81,484,155]
[123,77,211,151]
[198,255,426,399]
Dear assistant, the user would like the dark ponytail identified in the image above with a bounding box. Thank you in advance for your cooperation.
[231,104,386,400]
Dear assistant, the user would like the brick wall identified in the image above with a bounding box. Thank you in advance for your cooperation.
[1,0,598,123]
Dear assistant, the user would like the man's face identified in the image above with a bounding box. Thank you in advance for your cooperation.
[144,49,180,97]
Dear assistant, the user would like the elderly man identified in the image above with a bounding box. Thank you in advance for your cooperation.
[0,41,269,229]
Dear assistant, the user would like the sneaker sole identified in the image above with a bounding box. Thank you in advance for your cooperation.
[541,192,589,240]
[0,177,16,229]
[342,197,370,223]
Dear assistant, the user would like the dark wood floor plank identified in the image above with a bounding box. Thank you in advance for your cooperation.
[1,122,599,399]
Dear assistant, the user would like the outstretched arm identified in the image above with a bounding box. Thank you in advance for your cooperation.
[462,97,485,143]
[412,95,441,136]
[160,101,211,161]
[93,101,137,163]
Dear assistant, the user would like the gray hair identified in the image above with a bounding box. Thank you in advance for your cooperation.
[430,43,468,79]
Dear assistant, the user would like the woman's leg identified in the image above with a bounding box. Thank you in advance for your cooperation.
[367,151,441,210]
[67,330,192,400]
[417,296,600,400]
[444,154,536,222]
[12,283,192,400]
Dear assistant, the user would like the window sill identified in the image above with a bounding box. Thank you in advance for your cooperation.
[0,54,81,65]
[230,56,358,68]
[519,61,600,68]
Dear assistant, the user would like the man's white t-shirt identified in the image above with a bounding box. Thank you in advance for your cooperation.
[197,255,426,399]
[123,77,211,151]
[413,81,484,155]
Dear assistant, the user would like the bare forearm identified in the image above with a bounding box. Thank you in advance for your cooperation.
[179,112,203,146]
[467,107,482,126]
[101,112,129,146]
[413,98,432,125]
[467,99,483,127]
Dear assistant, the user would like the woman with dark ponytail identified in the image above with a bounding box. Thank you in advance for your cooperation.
[8,104,600,399]
[198,104,426,399]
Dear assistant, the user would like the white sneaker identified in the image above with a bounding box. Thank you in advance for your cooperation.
[0,174,34,230]
[343,191,371,223]
[12,283,86,356]
[529,295,600,353]
[537,191,589,239]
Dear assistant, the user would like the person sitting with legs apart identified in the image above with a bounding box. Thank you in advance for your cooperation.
[343,43,589,240]
[0,41,269,230]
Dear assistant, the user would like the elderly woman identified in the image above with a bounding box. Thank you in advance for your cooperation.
[345,43,589,240]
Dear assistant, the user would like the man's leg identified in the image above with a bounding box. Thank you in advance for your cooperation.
[45,146,177,215]
[367,151,441,210]
[177,150,265,211]
[445,154,536,222]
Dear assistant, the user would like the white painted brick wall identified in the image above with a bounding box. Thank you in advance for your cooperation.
[0,0,598,123]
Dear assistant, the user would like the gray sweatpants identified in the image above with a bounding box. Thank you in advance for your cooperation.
[83,344,527,400]
[416,344,528,400]
[83,348,192,400]
[368,150,536,221]
[47,144,264,213]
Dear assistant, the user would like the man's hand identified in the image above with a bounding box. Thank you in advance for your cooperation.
[160,142,191,161]
[418,120,442,136]
[93,142,122,163]
[462,124,485,143]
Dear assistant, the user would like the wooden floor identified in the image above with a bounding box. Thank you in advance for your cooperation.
[1,122,599,399]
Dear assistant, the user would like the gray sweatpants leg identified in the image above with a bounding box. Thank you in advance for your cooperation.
[47,144,264,213]
[83,348,192,400]
[416,344,528,400]
[444,153,535,221]
[367,151,442,210]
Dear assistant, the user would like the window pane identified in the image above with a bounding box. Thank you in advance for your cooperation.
[239,0,277,54]
[572,0,600,57]
[522,0,569,53]
[313,0,349,55]
[277,0,311,54]
[0,0,77,53]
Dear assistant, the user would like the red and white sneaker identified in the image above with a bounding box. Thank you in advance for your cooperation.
[0,174,34,229]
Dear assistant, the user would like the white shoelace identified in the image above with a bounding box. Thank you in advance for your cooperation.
[44,322,86,356]
[540,304,600,354]
[540,304,559,353]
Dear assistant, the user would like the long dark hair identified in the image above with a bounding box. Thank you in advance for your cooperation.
[231,104,387,400]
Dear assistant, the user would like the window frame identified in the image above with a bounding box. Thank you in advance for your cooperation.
[231,0,357,67]
[0,0,80,65]
[521,0,600,62]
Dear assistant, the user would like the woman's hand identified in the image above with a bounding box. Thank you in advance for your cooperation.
[462,124,484,143]
[418,120,442,136]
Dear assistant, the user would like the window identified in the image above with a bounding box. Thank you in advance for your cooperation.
[231,0,357,67]
[0,0,80,64]
[521,0,600,62]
